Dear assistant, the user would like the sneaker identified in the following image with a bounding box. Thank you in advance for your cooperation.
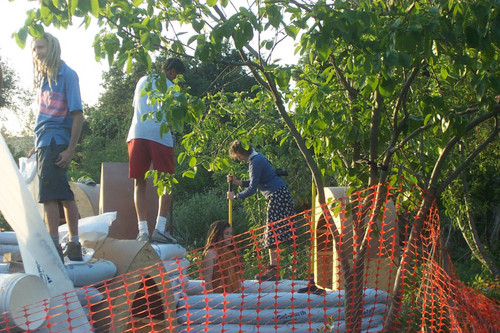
[151,229,177,244]
[65,241,83,261]
[255,265,281,282]
[136,232,150,242]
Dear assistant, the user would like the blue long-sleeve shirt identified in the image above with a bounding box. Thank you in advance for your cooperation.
[237,153,286,200]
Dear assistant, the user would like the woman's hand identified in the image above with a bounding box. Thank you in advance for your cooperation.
[227,175,241,186]
[227,191,236,200]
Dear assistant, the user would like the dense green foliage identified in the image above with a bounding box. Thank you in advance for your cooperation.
[7,0,500,329]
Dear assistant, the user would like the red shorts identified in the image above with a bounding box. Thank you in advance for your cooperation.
[128,139,174,179]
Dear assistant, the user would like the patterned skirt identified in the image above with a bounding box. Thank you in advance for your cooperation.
[263,186,296,249]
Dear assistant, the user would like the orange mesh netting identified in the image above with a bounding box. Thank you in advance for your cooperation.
[1,182,499,332]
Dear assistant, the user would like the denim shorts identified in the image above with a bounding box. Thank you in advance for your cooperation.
[36,140,74,203]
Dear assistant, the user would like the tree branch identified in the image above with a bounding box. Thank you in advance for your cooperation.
[436,114,498,194]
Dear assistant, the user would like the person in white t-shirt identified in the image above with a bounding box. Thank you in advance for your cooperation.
[127,58,185,243]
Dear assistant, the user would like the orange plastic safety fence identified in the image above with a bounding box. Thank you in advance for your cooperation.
[0,182,499,332]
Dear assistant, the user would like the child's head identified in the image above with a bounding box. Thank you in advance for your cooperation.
[204,220,232,253]
[32,32,62,88]
[162,57,185,81]
[228,140,253,162]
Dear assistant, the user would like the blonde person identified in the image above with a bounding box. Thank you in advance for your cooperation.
[127,58,185,243]
[28,33,84,262]
[202,220,242,293]
[227,140,296,281]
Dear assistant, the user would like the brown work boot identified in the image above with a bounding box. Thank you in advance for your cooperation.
[255,265,281,282]
[65,241,83,261]
[151,229,177,244]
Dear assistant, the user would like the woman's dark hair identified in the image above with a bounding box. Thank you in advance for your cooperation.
[228,140,253,161]
[162,57,186,75]
[203,220,231,256]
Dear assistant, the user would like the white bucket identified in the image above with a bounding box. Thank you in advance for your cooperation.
[150,243,186,261]
[65,258,117,287]
[0,273,50,331]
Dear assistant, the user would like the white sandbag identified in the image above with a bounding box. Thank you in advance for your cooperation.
[163,258,189,277]
[65,258,117,287]
[183,289,389,310]
[177,314,385,333]
[18,155,37,184]
[75,286,105,307]
[0,263,9,274]
[166,276,186,302]
[0,244,20,254]
[184,279,310,295]
[177,322,326,333]
[177,302,387,325]
[59,212,117,243]
[151,243,186,261]
[331,313,385,332]
[184,280,205,295]
[0,231,18,245]
[242,279,309,293]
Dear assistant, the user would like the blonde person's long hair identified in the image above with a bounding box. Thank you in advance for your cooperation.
[32,33,62,90]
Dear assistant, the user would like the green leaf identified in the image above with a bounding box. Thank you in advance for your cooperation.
[125,54,132,74]
[193,20,204,33]
[207,0,217,7]
[284,25,299,39]
[70,0,78,16]
[440,67,448,80]
[189,156,197,168]
[182,170,196,178]
[276,68,291,89]
[378,78,396,97]
[90,0,100,17]
[14,28,28,48]
[177,152,186,165]
[157,76,167,93]
[265,4,282,28]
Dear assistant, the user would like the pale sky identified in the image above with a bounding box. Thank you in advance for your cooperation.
[0,1,105,106]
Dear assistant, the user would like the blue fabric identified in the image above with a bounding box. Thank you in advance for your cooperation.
[34,61,82,149]
[238,153,286,199]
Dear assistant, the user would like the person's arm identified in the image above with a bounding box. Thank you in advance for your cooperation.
[237,158,263,199]
[55,110,83,168]
[201,249,217,293]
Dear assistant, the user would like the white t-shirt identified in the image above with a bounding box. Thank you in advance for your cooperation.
[126,75,174,147]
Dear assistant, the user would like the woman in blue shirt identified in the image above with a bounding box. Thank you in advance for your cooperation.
[227,140,295,281]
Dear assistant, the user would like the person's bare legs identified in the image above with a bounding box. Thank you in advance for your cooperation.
[134,177,148,222]
[134,177,151,241]
[61,200,79,238]
[269,248,278,266]
[158,191,172,224]
[43,200,60,237]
